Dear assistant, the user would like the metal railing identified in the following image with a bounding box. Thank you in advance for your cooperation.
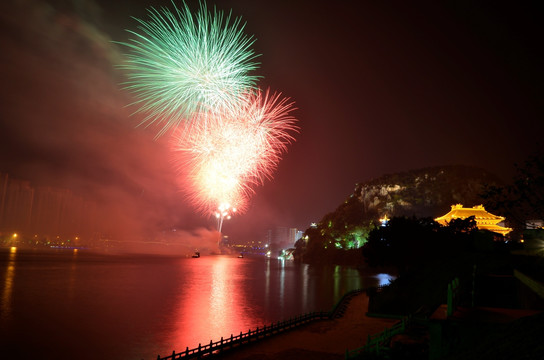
[157,288,366,360]
[157,311,329,359]
[344,316,411,359]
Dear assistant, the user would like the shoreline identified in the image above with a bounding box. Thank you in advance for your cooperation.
[209,292,399,360]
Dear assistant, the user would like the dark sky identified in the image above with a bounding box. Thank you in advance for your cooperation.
[1,0,542,243]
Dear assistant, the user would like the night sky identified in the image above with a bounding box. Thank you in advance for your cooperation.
[1,0,542,243]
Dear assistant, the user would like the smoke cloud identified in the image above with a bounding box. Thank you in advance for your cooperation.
[0,0,208,244]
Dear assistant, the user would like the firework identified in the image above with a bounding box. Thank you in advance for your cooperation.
[171,89,298,216]
[119,1,260,137]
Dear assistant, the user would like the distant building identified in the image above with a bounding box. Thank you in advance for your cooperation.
[435,204,512,236]
[289,228,303,245]
[271,226,290,250]
[0,173,99,245]
[525,219,544,230]
[266,226,304,252]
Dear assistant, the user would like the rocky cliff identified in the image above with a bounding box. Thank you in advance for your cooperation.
[354,165,502,220]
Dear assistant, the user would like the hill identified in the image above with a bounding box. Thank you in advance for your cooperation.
[354,165,502,221]
[296,165,503,264]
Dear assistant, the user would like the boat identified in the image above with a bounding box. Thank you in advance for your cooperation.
[237,253,244,258]
[192,252,200,258]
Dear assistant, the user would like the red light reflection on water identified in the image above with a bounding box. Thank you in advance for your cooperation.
[1,247,17,321]
[171,256,253,350]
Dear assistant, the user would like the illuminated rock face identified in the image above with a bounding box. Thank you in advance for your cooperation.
[353,165,502,220]
[435,204,512,236]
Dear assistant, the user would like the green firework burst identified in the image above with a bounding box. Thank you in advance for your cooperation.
[119,1,261,137]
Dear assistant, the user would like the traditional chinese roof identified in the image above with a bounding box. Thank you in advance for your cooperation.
[435,204,512,236]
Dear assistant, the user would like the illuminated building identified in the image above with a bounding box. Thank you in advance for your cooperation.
[435,204,512,236]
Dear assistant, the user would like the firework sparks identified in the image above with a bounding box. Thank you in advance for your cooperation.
[120,2,299,229]
[119,1,261,137]
[171,89,298,217]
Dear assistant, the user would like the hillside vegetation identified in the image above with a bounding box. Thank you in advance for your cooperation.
[295,165,502,265]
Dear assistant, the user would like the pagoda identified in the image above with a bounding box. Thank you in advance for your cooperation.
[435,204,512,236]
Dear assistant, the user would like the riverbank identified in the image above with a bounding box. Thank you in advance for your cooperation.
[210,291,543,360]
[210,250,544,360]
[214,292,399,360]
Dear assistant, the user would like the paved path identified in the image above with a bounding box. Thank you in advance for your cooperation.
[215,293,399,360]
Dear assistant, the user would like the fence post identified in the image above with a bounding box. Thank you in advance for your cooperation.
[171,350,175,359]
[185,347,189,356]
[198,343,201,355]
[157,355,160,360]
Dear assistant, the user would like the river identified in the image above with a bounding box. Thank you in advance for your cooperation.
[0,247,394,360]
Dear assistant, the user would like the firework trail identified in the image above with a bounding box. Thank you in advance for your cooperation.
[119,1,260,137]
[171,89,298,216]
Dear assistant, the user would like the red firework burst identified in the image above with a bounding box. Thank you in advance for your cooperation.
[171,89,298,216]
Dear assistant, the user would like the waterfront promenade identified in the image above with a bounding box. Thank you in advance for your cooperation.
[214,292,399,360]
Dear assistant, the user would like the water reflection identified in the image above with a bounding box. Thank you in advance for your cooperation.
[67,249,79,302]
[0,250,397,360]
[301,263,309,308]
[264,258,270,312]
[333,265,363,300]
[279,259,285,303]
[372,273,396,287]
[172,256,251,349]
[169,258,395,352]
[334,265,341,299]
[1,247,17,321]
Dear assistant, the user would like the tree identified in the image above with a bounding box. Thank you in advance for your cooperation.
[482,149,544,238]
[362,216,481,274]
[362,217,438,273]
